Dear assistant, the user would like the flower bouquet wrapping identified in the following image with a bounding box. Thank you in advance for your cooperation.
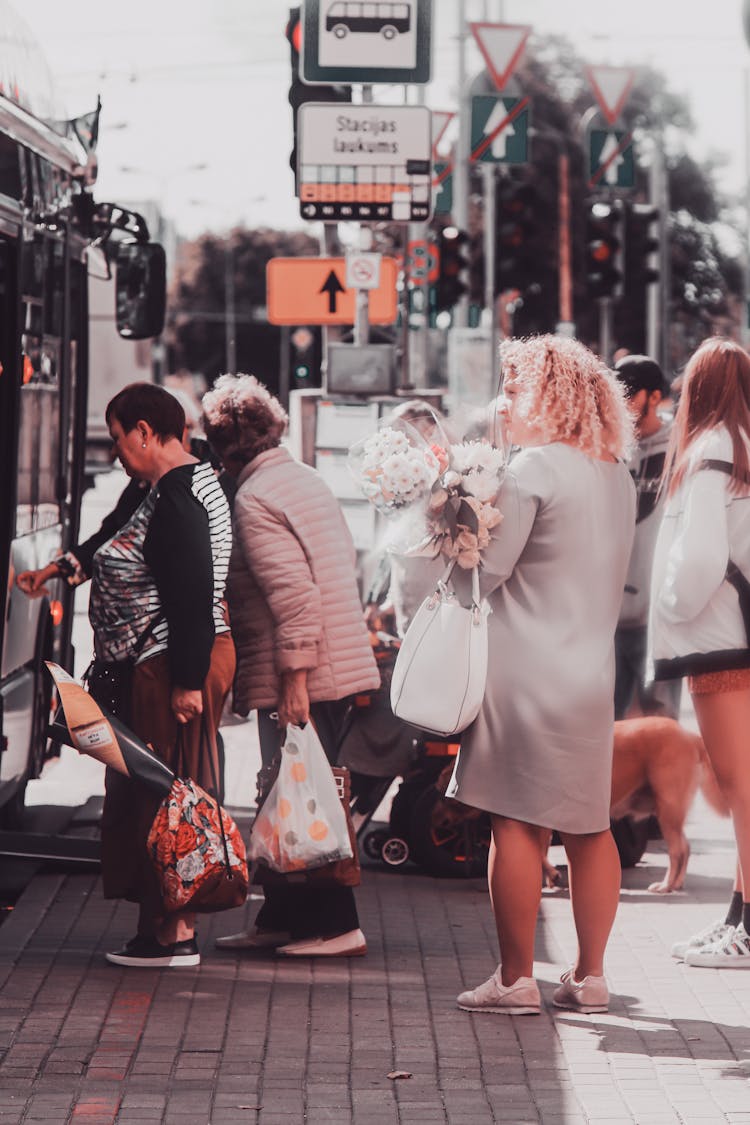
[349,417,506,569]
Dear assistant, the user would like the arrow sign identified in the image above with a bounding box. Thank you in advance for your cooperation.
[319,269,346,313]
[598,133,624,186]
[431,110,455,157]
[469,22,530,91]
[484,101,515,158]
[588,129,635,189]
[267,257,399,325]
[470,95,529,164]
[585,66,635,126]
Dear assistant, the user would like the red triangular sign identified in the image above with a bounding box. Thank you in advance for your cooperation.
[469,22,530,91]
[431,110,455,156]
[586,66,635,126]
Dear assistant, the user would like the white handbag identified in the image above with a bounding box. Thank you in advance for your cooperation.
[390,563,490,737]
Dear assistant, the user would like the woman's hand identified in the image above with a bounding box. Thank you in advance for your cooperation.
[171,687,204,725]
[16,563,58,598]
[278,669,310,728]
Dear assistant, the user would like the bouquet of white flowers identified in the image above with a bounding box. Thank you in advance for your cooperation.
[350,418,506,569]
[349,425,441,514]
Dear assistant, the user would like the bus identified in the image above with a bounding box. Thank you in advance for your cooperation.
[0,12,165,826]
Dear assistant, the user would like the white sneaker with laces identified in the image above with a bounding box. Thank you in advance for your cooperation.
[671,918,734,960]
[552,969,609,1013]
[685,922,750,968]
[457,972,540,1015]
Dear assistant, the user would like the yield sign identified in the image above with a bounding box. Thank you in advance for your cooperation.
[469,22,530,91]
[266,257,399,326]
[585,66,635,126]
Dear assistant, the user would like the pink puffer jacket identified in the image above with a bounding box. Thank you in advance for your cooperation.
[228,446,380,714]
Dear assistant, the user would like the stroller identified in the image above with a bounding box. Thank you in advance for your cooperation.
[339,633,492,878]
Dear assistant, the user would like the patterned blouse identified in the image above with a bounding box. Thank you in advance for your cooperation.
[86,463,232,689]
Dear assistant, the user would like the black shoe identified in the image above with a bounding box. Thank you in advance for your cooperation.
[105,934,200,968]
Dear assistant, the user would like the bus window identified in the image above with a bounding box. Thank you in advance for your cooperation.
[16,332,60,537]
[326,0,410,36]
[44,238,64,337]
[0,133,21,201]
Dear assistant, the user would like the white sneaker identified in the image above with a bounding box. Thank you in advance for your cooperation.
[276,928,367,958]
[457,972,540,1015]
[685,922,750,968]
[552,969,609,1014]
[671,918,734,960]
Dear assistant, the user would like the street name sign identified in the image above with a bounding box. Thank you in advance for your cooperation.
[470,95,529,163]
[298,103,432,223]
[585,66,635,126]
[302,0,432,85]
[266,257,399,326]
[588,129,634,189]
[469,22,530,91]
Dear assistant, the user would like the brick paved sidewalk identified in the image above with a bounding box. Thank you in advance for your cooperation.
[1,793,749,1125]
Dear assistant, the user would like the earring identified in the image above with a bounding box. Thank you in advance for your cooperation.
[142,441,147,448]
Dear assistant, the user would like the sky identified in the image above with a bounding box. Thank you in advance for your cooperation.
[16,0,750,241]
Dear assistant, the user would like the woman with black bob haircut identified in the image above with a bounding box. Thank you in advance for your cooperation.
[19,382,235,969]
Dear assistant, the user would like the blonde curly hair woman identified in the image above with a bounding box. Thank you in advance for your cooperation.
[450,335,636,1016]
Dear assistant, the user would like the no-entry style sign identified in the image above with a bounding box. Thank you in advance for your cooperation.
[266,257,399,326]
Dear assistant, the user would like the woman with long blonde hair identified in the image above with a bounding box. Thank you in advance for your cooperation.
[650,338,750,967]
[453,334,636,1015]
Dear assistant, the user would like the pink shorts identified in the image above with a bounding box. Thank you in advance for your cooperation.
[688,668,750,695]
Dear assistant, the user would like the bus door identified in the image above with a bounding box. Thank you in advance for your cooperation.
[0,223,70,808]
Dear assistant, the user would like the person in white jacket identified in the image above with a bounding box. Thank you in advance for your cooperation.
[650,338,750,968]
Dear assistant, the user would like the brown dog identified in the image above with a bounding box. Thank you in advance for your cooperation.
[609,715,728,894]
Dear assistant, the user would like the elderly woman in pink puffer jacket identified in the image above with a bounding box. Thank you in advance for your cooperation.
[202,374,379,958]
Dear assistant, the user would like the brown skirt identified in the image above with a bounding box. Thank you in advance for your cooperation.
[100,633,236,911]
[688,667,750,695]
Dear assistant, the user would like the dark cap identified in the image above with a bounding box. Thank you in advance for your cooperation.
[615,355,668,397]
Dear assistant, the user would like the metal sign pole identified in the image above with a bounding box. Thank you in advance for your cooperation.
[598,295,613,365]
[453,0,470,328]
[482,162,498,369]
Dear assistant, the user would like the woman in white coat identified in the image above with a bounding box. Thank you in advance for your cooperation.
[650,338,750,967]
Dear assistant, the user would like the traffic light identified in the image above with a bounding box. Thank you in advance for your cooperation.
[495,180,536,293]
[286,7,350,192]
[435,226,470,312]
[290,325,320,388]
[625,203,659,290]
[585,201,623,298]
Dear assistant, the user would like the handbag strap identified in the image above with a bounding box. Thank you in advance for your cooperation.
[435,560,481,608]
[174,717,234,876]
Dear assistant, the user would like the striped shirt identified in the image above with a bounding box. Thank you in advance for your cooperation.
[89,462,231,689]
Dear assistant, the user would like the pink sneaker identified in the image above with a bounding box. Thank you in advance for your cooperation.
[552,969,609,1013]
[457,971,540,1015]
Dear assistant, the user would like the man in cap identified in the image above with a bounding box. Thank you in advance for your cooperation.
[614,354,681,720]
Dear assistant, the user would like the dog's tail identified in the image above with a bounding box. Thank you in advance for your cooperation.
[696,737,731,818]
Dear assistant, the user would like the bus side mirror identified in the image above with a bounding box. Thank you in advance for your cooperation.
[115,242,166,339]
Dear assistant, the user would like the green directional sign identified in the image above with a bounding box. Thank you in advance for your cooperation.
[588,129,635,190]
[470,95,529,165]
[433,161,453,215]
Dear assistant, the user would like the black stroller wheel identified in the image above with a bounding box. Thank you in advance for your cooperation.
[409,785,491,878]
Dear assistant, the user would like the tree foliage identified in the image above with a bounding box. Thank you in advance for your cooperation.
[167,227,319,391]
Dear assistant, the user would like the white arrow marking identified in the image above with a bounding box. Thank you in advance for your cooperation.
[484,101,515,159]
[599,133,624,186]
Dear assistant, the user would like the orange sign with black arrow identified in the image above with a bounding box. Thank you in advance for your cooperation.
[266,257,398,326]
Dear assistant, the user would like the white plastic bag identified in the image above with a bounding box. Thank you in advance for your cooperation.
[247,723,354,873]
